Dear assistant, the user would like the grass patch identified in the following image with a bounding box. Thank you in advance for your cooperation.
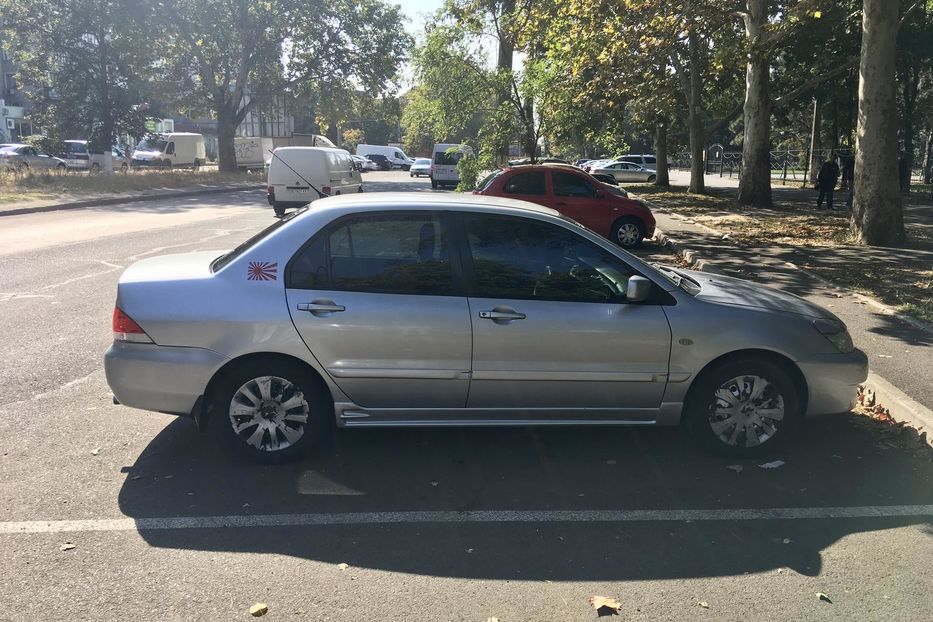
[0,168,261,203]
[634,184,933,324]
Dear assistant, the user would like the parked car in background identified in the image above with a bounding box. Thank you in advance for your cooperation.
[105,193,867,462]
[507,157,569,166]
[616,153,674,170]
[355,144,413,170]
[409,157,432,177]
[351,155,378,172]
[0,143,66,172]
[574,158,592,167]
[475,164,655,248]
[432,143,474,188]
[582,159,612,173]
[62,140,130,173]
[363,153,392,171]
[591,161,658,183]
[131,132,206,169]
[266,147,362,216]
[590,172,619,186]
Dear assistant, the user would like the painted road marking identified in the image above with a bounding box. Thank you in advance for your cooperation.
[1,505,932,535]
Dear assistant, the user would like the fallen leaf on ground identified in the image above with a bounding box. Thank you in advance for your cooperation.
[430,481,439,487]
[131,475,142,480]
[90,448,100,456]
[337,563,349,571]
[486,618,500,622]
[59,542,76,551]
[589,596,622,616]
[726,464,743,473]
[697,601,710,609]
[783,538,792,544]
[758,460,785,469]
[816,592,832,603]
[249,603,268,617]
[465,548,474,553]
[606,459,617,465]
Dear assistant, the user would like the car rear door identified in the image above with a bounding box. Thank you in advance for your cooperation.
[499,170,548,207]
[285,211,472,409]
[460,213,672,416]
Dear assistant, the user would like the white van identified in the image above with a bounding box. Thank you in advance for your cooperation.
[266,147,362,216]
[131,132,206,169]
[431,143,473,189]
[354,144,413,170]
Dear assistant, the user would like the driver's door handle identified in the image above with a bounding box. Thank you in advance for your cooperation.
[479,310,526,321]
[297,301,345,314]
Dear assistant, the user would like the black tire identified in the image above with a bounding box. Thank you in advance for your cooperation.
[431,179,438,189]
[210,359,332,463]
[120,163,129,174]
[684,357,801,457]
[410,172,414,177]
[647,174,657,183]
[90,162,101,173]
[273,202,286,217]
[56,163,66,172]
[193,159,201,171]
[610,216,645,248]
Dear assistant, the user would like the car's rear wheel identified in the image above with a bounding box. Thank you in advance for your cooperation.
[647,174,657,183]
[684,358,800,457]
[431,179,438,189]
[610,217,645,248]
[212,360,331,463]
[272,202,285,217]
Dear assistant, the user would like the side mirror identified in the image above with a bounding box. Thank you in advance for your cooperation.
[626,276,652,302]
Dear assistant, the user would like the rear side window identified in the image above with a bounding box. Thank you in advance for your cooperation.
[503,171,546,195]
[211,208,308,272]
[552,172,598,198]
[619,156,639,164]
[643,156,656,164]
[289,214,455,296]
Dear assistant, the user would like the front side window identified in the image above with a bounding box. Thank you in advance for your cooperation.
[289,214,455,296]
[503,171,545,195]
[465,215,635,303]
[552,171,598,198]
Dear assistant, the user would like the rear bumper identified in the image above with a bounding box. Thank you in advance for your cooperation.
[104,341,228,416]
[798,348,869,415]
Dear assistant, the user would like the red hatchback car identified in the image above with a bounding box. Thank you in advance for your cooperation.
[475,165,656,248]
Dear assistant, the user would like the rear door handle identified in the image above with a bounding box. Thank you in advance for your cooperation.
[297,301,345,314]
[479,309,526,321]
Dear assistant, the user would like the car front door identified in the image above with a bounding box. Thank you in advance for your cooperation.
[549,170,606,227]
[461,213,672,418]
[285,212,472,410]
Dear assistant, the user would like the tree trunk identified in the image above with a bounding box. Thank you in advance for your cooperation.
[900,64,919,193]
[217,106,238,172]
[495,0,516,164]
[808,98,822,185]
[851,0,904,246]
[687,25,706,194]
[522,96,536,160]
[922,130,933,184]
[654,122,669,187]
[737,0,772,206]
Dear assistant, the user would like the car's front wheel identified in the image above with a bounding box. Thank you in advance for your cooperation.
[647,174,657,183]
[212,360,331,463]
[610,217,645,248]
[685,357,800,457]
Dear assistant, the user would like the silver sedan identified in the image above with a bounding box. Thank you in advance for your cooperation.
[592,161,657,183]
[0,143,67,172]
[105,193,867,462]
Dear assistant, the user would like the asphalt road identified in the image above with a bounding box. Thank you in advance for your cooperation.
[1,171,931,621]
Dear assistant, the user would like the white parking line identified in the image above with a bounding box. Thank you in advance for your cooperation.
[2,505,932,535]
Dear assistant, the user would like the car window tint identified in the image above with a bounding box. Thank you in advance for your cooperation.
[644,156,656,164]
[503,171,545,195]
[552,172,598,198]
[465,215,634,303]
[291,215,454,295]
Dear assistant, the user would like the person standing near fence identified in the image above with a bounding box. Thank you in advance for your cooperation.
[817,155,840,210]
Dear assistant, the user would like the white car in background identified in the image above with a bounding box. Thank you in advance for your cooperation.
[351,155,379,172]
[409,157,431,177]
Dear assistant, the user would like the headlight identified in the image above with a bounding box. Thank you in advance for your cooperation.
[813,318,855,353]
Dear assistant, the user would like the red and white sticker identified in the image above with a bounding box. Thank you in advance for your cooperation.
[247,261,278,281]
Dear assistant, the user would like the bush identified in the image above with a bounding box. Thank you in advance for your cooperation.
[24,135,65,156]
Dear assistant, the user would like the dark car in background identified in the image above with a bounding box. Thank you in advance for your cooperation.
[364,153,392,171]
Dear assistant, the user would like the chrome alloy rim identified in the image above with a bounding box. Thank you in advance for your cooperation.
[616,223,641,246]
[229,376,309,452]
[708,375,785,447]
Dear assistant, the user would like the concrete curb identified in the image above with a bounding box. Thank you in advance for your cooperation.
[863,372,933,447]
[0,184,265,217]
[651,217,933,441]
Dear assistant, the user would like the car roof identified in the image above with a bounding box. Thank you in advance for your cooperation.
[297,191,562,219]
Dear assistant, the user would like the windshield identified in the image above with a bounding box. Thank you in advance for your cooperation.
[66,142,87,154]
[434,150,463,166]
[211,207,308,272]
[414,158,431,165]
[135,138,167,152]
[476,170,502,192]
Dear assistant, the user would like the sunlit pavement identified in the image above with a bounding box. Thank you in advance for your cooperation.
[1,178,930,620]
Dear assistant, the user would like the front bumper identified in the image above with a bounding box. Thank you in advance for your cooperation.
[105,341,228,416]
[798,348,869,415]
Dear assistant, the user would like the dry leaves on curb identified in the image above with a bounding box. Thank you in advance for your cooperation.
[249,603,268,617]
[816,592,833,604]
[337,562,349,571]
[90,448,100,456]
[697,601,710,609]
[59,542,76,552]
[589,596,622,616]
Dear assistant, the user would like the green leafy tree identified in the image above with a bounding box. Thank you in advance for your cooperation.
[150,0,410,171]
[0,0,151,153]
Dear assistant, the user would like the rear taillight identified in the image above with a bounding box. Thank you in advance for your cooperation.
[322,186,332,195]
[266,185,274,195]
[112,307,153,343]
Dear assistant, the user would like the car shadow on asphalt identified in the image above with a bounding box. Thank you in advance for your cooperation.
[117,413,933,581]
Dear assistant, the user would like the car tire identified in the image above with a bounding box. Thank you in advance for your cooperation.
[211,359,332,463]
[120,163,129,174]
[647,174,657,183]
[684,357,800,457]
[610,217,645,248]
[431,179,438,189]
[90,162,101,173]
[56,163,66,172]
[17,162,28,174]
[410,172,414,177]
[193,159,201,171]
[272,202,286,217]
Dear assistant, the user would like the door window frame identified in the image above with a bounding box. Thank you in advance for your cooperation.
[285,210,469,297]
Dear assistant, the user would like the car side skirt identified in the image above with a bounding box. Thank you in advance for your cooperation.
[333,401,684,427]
